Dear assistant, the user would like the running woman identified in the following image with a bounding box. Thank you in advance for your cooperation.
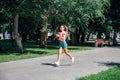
[55,25,74,66]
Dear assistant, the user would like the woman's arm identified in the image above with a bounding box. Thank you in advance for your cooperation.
[58,32,66,41]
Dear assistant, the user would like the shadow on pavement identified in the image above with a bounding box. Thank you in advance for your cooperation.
[42,63,57,67]
[96,61,120,67]
[41,63,72,67]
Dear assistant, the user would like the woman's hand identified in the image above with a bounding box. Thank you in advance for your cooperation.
[55,34,60,37]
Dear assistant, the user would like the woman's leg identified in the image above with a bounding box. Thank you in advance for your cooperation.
[57,47,62,63]
[63,47,74,64]
[63,47,73,59]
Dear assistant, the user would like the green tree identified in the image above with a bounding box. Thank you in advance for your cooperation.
[108,0,120,32]
[108,0,120,45]
[0,0,35,53]
[34,0,74,48]
[66,0,110,44]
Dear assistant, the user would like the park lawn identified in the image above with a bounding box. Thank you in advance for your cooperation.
[0,41,93,63]
[77,66,120,80]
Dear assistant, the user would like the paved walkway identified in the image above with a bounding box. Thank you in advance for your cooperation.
[0,47,120,80]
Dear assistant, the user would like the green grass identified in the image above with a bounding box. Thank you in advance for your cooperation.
[77,66,120,80]
[0,40,93,63]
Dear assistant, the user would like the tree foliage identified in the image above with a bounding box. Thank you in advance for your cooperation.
[0,0,113,50]
[108,0,120,32]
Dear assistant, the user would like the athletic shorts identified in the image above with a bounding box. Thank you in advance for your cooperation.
[59,41,67,48]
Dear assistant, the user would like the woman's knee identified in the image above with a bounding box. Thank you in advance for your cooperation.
[64,50,69,55]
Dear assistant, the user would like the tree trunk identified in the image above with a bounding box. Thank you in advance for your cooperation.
[80,32,86,44]
[2,30,5,41]
[70,28,77,45]
[40,18,48,48]
[40,31,48,48]
[71,32,77,45]
[10,31,15,47]
[86,32,91,41]
[112,32,117,46]
[40,6,51,48]
[9,19,15,47]
[14,14,23,53]
[75,28,80,44]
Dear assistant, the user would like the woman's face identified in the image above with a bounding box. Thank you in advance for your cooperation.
[60,26,64,31]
